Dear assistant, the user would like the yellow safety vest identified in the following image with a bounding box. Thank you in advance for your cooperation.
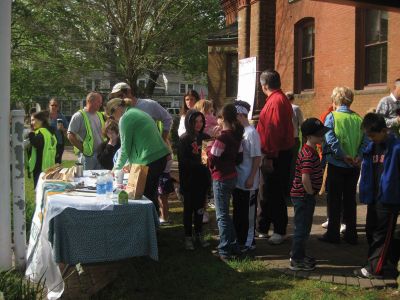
[28,128,57,173]
[73,110,106,156]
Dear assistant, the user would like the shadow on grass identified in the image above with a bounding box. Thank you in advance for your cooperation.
[94,222,293,300]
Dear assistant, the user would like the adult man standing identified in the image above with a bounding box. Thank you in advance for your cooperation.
[256,70,294,245]
[48,98,69,164]
[68,92,105,170]
[376,79,400,136]
[109,82,172,142]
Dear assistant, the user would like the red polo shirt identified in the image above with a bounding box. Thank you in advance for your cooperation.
[256,89,294,158]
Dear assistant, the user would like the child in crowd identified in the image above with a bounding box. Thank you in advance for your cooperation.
[193,99,220,222]
[97,119,120,170]
[355,113,400,279]
[178,110,211,250]
[290,118,328,271]
[207,103,244,261]
[178,90,200,137]
[158,159,175,225]
[232,101,262,252]
[194,99,220,137]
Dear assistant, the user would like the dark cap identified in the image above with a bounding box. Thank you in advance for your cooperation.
[301,118,329,137]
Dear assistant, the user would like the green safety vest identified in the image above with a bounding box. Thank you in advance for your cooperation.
[74,110,106,157]
[28,128,57,173]
[332,111,363,158]
[156,120,163,133]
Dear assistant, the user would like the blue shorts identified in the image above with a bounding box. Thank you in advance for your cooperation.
[158,172,175,195]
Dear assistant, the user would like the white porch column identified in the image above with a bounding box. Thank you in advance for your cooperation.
[0,0,12,270]
[11,110,27,270]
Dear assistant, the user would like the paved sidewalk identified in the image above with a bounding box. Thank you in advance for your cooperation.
[248,197,399,289]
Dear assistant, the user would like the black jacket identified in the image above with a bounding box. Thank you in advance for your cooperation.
[178,110,211,193]
[97,139,121,170]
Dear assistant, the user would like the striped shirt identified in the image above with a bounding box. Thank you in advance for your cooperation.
[290,144,323,197]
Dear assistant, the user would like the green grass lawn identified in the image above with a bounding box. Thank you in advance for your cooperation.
[23,161,399,300]
[94,201,399,300]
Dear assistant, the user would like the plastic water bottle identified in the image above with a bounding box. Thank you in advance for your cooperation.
[96,174,107,200]
[105,172,114,200]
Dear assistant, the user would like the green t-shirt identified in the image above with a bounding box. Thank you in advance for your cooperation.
[114,107,169,169]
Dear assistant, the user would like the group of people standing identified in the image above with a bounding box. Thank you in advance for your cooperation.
[253,72,400,279]
[26,71,399,280]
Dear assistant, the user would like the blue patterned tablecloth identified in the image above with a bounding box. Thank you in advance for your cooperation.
[48,200,159,264]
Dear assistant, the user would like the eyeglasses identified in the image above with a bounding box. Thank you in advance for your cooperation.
[50,104,58,107]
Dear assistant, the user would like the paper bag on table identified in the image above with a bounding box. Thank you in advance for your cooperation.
[126,164,148,199]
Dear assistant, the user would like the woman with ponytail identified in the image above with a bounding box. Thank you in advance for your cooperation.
[207,103,244,260]
[28,111,57,188]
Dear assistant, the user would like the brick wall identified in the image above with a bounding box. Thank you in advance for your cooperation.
[210,0,400,118]
[274,0,400,119]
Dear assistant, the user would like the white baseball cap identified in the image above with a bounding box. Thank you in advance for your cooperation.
[111,82,131,94]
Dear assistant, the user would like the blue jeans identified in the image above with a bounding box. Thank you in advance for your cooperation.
[213,178,239,257]
[291,194,316,261]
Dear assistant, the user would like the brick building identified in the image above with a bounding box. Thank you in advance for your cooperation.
[208,0,400,118]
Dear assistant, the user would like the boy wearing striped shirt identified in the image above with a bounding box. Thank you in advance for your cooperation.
[289,118,328,271]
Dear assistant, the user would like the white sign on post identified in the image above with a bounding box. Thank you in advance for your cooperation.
[237,57,257,119]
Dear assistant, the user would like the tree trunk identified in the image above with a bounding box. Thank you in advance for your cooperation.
[127,74,138,97]
[107,28,118,89]
[145,71,160,97]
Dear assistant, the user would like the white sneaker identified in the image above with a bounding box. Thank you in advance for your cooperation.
[340,223,346,234]
[257,231,269,238]
[202,211,209,224]
[184,237,195,250]
[321,220,329,229]
[268,233,285,245]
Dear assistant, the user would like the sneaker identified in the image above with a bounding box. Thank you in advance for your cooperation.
[196,234,210,248]
[208,202,215,209]
[289,259,316,271]
[353,267,383,279]
[184,237,195,250]
[340,223,346,234]
[321,220,329,229]
[212,250,237,261]
[159,218,171,226]
[202,211,209,224]
[268,233,285,245]
[304,256,316,266]
[240,244,256,253]
[290,256,316,266]
[256,231,269,239]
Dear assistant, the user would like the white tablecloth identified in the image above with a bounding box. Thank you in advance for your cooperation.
[25,171,148,300]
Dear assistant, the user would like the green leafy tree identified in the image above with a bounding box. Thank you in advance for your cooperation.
[11,0,108,107]
[11,0,224,106]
